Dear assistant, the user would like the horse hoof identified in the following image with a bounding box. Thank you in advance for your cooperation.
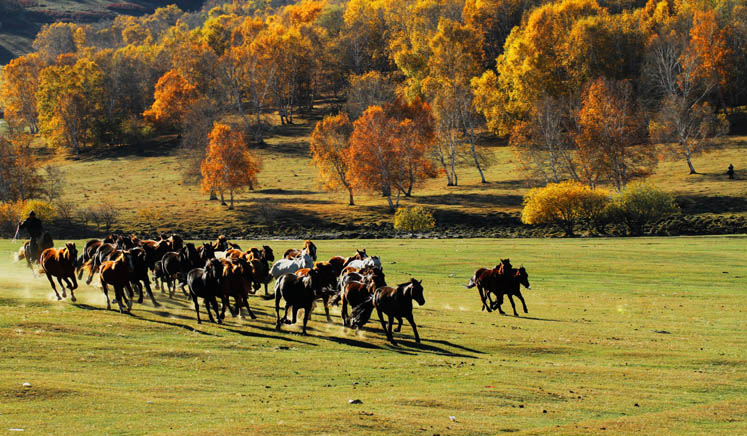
[71,297,77,302]
[153,303,161,307]
[56,296,62,301]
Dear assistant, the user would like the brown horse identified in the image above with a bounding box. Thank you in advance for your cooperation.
[340,280,376,327]
[284,240,317,261]
[465,259,513,312]
[351,279,425,345]
[293,261,339,322]
[99,253,134,313]
[488,266,531,316]
[218,258,258,320]
[40,243,78,301]
[246,245,274,296]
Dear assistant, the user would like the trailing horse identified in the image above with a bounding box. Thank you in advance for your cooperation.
[465,259,513,312]
[40,243,78,302]
[488,266,531,316]
[351,278,425,345]
[19,232,54,272]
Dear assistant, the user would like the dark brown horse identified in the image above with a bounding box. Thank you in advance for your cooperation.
[488,266,531,316]
[246,245,274,296]
[465,259,513,312]
[293,261,339,322]
[19,232,54,272]
[284,240,317,261]
[40,243,78,301]
[351,278,425,345]
[99,253,135,313]
[339,280,376,327]
[218,258,258,320]
[274,269,321,335]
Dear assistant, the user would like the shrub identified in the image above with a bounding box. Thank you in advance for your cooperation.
[521,181,611,236]
[607,182,680,235]
[20,199,56,222]
[92,203,118,232]
[394,206,435,232]
[54,199,78,223]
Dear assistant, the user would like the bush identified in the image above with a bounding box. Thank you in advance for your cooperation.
[394,206,436,232]
[54,199,78,223]
[92,203,118,232]
[607,182,680,235]
[521,181,611,236]
[20,199,56,222]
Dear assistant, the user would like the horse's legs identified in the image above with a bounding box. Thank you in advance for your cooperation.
[386,314,396,344]
[204,299,216,323]
[114,285,125,313]
[192,294,202,324]
[394,317,403,332]
[46,273,62,300]
[507,294,518,316]
[478,286,491,312]
[243,297,257,320]
[211,296,222,324]
[85,260,96,285]
[341,297,349,327]
[516,291,528,314]
[124,283,134,313]
[323,295,332,322]
[406,314,420,343]
[133,281,144,304]
[301,303,312,335]
[141,280,159,307]
[62,276,76,302]
[55,276,67,298]
[102,282,111,310]
[275,293,283,329]
[495,293,506,315]
[376,307,393,344]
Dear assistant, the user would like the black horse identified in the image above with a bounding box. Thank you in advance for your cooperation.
[186,258,224,324]
[273,269,321,335]
[489,266,531,316]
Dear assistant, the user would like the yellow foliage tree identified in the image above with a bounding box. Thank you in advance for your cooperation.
[200,122,261,210]
[143,70,199,128]
[0,53,43,133]
[309,113,355,205]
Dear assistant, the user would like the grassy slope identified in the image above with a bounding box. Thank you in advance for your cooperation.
[47,107,747,235]
[1,236,746,435]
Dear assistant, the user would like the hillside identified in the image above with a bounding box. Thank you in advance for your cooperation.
[0,0,207,64]
[38,106,747,238]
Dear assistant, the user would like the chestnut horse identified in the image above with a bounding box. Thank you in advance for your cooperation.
[99,253,135,313]
[464,259,513,312]
[351,279,425,345]
[40,243,78,301]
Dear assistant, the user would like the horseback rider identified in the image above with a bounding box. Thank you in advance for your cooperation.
[19,211,44,255]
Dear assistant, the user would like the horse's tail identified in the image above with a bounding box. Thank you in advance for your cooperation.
[350,295,374,328]
[80,258,95,276]
[465,276,477,289]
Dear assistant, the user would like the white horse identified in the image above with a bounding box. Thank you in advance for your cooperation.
[270,249,313,278]
[345,256,381,270]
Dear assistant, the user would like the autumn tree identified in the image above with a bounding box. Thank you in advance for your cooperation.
[0,130,40,202]
[346,103,436,211]
[309,113,355,205]
[32,22,85,63]
[0,53,43,133]
[345,71,396,120]
[143,70,199,128]
[575,78,654,190]
[424,18,488,184]
[36,58,104,159]
[200,122,261,209]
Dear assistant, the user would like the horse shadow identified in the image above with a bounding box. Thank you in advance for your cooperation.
[72,303,217,336]
[219,325,317,345]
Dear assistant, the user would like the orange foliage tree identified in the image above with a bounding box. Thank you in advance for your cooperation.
[309,113,355,205]
[143,70,199,128]
[346,101,436,211]
[575,78,653,191]
[200,122,261,209]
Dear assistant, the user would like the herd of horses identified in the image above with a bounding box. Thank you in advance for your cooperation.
[15,234,531,345]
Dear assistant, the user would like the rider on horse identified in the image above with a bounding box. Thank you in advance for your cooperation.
[19,211,44,255]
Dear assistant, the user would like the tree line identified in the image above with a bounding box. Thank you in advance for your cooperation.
[0,0,743,211]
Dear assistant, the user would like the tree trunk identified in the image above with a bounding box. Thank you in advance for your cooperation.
[347,187,355,206]
[209,189,218,201]
[686,154,697,174]
[386,193,395,212]
[228,189,234,210]
[220,191,226,206]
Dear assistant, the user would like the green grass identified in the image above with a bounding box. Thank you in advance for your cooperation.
[2,236,747,435]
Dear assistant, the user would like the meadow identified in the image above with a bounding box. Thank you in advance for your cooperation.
[1,236,746,435]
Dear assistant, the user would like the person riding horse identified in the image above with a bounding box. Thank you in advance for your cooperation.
[19,211,44,255]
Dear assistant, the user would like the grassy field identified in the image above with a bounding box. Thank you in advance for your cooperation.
[1,236,746,435]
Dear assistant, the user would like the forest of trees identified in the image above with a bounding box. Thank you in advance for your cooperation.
[0,0,744,209]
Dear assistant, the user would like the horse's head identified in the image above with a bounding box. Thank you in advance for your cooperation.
[65,242,77,262]
[304,240,317,261]
[355,249,367,260]
[498,258,512,275]
[371,267,387,287]
[262,245,275,262]
[205,258,223,284]
[410,278,425,306]
[516,266,530,290]
[200,243,215,260]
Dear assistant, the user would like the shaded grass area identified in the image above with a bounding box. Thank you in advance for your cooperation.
[1,236,746,435]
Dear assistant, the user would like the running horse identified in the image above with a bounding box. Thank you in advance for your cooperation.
[284,240,317,262]
[40,243,78,301]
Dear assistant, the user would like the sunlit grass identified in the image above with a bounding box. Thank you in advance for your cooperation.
[1,236,746,435]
